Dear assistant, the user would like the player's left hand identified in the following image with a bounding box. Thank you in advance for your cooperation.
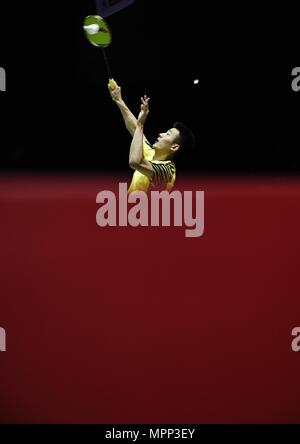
[137,95,150,125]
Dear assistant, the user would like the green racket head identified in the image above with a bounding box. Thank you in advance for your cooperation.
[83,15,112,48]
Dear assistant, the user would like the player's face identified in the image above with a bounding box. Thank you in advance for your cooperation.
[153,128,180,151]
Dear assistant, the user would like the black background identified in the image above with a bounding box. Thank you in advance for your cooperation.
[0,0,299,173]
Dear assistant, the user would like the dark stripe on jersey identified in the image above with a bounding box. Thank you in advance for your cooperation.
[167,163,175,181]
[161,163,174,182]
[151,162,175,187]
[159,164,168,182]
[157,164,165,182]
[152,163,163,183]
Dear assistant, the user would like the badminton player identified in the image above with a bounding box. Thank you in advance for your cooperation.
[108,81,195,192]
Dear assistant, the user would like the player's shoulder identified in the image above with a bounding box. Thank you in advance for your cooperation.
[151,159,176,168]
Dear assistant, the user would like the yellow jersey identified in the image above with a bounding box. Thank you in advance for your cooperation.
[128,138,176,193]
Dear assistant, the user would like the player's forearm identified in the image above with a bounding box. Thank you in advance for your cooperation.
[129,122,144,166]
[116,100,137,134]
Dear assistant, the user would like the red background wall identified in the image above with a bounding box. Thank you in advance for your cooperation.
[0,175,299,423]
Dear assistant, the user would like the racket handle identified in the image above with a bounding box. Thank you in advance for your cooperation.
[108,78,116,90]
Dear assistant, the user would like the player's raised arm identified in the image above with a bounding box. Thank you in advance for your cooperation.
[129,95,154,179]
[108,80,138,137]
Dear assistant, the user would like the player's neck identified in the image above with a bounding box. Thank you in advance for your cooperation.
[153,151,170,161]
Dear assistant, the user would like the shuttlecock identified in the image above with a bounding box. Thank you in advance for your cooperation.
[83,24,100,35]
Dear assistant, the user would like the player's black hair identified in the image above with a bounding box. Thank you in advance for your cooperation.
[173,121,196,152]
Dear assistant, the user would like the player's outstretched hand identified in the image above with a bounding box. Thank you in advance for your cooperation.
[108,80,122,103]
[137,95,150,125]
